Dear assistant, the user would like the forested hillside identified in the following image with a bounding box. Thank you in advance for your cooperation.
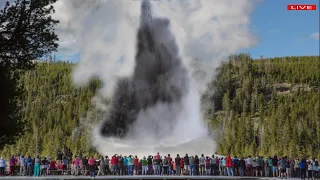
[0,54,319,159]
[205,54,320,158]
[1,62,101,158]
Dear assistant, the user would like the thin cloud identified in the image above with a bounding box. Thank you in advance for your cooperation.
[310,32,319,40]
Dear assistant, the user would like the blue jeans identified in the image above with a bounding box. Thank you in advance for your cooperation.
[89,165,95,177]
[148,164,153,174]
[128,165,133,175]
[190,165,194,175]
[113,165,118,175]
[227,167,234,176]
[155,165,161,175]
[176,165,181,175]
[142,166,147,175]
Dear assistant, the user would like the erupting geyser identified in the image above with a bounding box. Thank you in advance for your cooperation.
[94,0,215,155]
[54,0,257,156]
[100,0,189,139]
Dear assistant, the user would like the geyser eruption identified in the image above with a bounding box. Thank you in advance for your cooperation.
[100,0,189,139]
[52,0,257,156]
[97,0,213,155]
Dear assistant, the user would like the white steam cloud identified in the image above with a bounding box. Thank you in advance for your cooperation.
[52,0,257,156]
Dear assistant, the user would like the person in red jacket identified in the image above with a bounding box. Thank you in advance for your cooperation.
[111,155,118,175]
[180,158,184,175]
[88,156,95,177]
[226,155,234,176]
[133,156,139,175]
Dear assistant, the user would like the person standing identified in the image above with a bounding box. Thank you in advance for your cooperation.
[307,160,313,180]
[189,156,195,176]
[127,155,133,176]
[133,156,139,175]
[118,155,125,176]
[88,156,95,177]
[211,155,217,175]
[73,156,80,176]
[233,156,239,176]
[56,151,63,168]
[97,156,105,176]
[175,154,181,175]
[62,156,68,175]
[257,156,264,177]
[83,156,89,175]
[267,156,273,177]
[33,156,40,177]
[19,155,25,176]
[105,156,111,175]
[41,157,49,176]
[111,155,117,175]
[194,155,200,176]
[272,155,279,179]
[142,157,148,175]
[286,157,292,178]
[205,156,212,176]
[184,153,190,175]
[0,157,6,176]
[279,157,287,178]
[300,158,307,180]
[26,156,32,176]
[226,155,234,176]
[162,156,169,175]
[146,156,152,175]
[9,155,16,176]
[152,155,159,175]
[295,158,301,178]
[239,157,245,176]
[199,154,205,175]
[313,159,319,180]
[167,154,172,175]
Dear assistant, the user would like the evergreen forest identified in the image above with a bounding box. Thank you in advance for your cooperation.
[0,54,319,159]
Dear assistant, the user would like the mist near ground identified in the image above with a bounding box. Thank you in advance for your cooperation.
[52,0,258,156]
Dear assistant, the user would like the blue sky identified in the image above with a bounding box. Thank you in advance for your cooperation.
[244,0,320,59]
[55,0,319,62]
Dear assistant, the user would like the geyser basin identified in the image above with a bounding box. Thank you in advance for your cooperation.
[96,0,215,155]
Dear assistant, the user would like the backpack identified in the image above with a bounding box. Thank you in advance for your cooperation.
[163,158,168,165]
[316,161,319,166]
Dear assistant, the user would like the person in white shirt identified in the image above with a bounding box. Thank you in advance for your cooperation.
[307,160,313,179]
[0,157,6,176]
[19,155,25,176]
[246,156,253,176]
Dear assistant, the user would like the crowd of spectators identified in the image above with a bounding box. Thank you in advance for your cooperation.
[0,151,319,180]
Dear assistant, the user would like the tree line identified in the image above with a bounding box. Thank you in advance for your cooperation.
[1,55,319,159]
[203,54,320,158]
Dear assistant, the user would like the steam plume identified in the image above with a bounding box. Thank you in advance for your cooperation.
[52,0,257,156]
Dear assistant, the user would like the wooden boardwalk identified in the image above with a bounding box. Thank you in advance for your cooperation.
[0,175,300,180]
